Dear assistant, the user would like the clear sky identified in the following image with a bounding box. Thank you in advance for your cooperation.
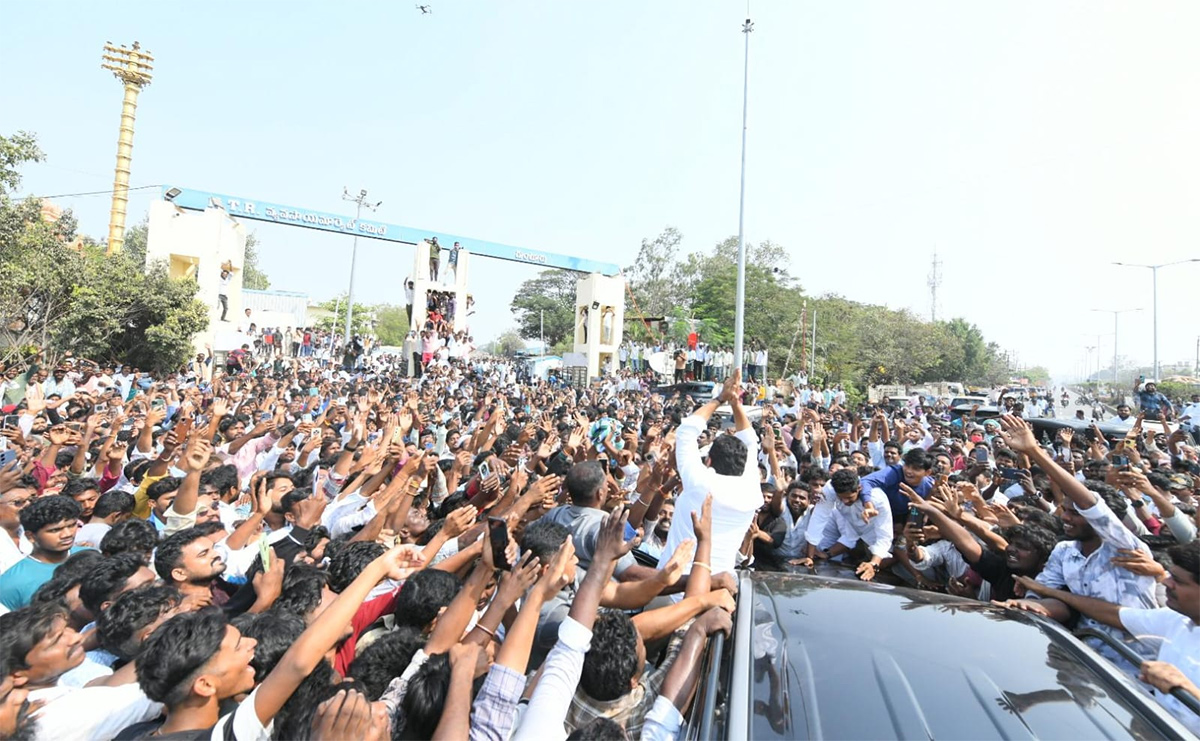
[4,1,1198,380]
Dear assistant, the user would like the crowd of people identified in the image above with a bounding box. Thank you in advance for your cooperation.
[0,341,1198,739]
[617,340,770,383]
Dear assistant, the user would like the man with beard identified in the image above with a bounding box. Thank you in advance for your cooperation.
[154,527,229,607]
[638,499,673,560]
[771,482,813,567]
[991,415,1159,666]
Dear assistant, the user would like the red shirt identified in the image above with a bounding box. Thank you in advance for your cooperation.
[334,588,400,676]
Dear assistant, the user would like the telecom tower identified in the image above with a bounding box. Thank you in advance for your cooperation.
[927,251,942,321]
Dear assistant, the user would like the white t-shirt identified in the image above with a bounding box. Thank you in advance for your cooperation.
[1118,607,1200,736]
[0,529,33,574]
[211,686,273,741]
[29,682,162,741]
[1179,402,1200,429]
[75,522,112,550]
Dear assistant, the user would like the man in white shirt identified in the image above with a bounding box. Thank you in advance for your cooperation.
[1179,393,1200,444]
[659,370,760,579]
[1014,540,1200,736]
[217,268,232,322]
[0,480,34,576]
[753,348,767,382]
[815,468,894,581]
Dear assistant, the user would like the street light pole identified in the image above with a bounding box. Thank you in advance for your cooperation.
[1091,308,1142,387]
[732,17,753,376]
[341,188,382,353]
[1113,259,1199,381]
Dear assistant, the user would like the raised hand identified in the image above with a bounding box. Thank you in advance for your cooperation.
[378,543,426,581]
[183,437,212,473]
[252,548,286,604]
[311,689,375,741]
[997,414,1038,455]
[690,493,714,542]
[659,539,695,586]
[494,552,541,607]
[1110,548,1166,579]
[443,505,478,539]
[537,536,577,600]
[595,504,636,565]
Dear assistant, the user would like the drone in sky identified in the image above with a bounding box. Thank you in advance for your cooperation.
[416,4,432,13]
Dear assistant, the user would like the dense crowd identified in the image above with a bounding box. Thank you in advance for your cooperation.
[0,345,1197,739]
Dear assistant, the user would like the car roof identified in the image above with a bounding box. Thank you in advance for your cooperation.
[732,572,1187,740]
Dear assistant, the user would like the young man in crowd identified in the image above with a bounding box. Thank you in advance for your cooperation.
[0,496,82,611]
[0,328,1197,738]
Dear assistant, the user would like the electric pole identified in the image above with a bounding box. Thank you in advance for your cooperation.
[928,251,942,321]
[341,188,381,353]
[732,17,753,377]
[101,41,154,255]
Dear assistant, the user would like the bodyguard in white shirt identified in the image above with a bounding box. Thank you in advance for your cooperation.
[658,370,760,579]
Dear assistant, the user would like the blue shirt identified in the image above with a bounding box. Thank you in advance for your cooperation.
[0,547,86,610]
[859,464,933,522]
[1136,390,1171,416]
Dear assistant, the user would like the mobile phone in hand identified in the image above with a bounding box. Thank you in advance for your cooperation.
[478,460,492,480]
[907,504,924,527]
[488,517,511,570]
[973,448,989,463]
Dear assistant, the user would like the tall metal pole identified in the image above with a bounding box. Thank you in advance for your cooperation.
[732,18,753,375]
[345,201,361,348]
[540,309,544,354]
[341,189,381,354]
[331,295,341,350]
[1151,266,1158,380]
[1114,259,1199,381]
[810,309,817,377]
[1113,313,1119,386]
[101,42,154,255]
[1091,308,1141,389]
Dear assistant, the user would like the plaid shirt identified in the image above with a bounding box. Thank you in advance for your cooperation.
[565,627,687,738]
[1034,496,1158,662]
[470,664,527,741]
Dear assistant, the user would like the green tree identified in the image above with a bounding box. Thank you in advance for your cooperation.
[494,330,526,358]
[374,303,411,346]
[510,269,577,347]
[0,131,42,195]
[241,233,271,290]
[122,219,149,265]
[1023,366,1052,386]
[1,132,211,371]
[313,294,373,338]
[624,227,683,319]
